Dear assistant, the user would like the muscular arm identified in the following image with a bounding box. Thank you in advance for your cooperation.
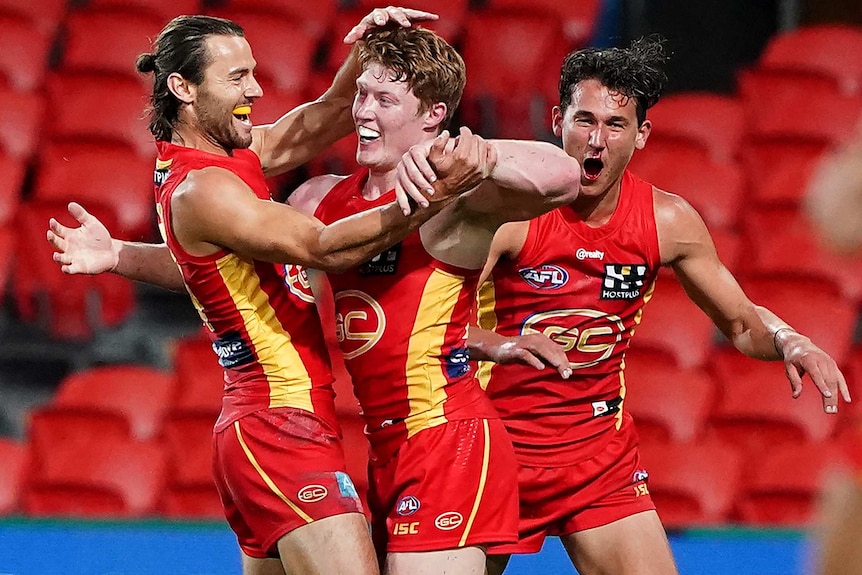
[658,189,849,410]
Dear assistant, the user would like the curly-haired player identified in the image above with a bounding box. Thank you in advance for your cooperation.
[472,36,849,575]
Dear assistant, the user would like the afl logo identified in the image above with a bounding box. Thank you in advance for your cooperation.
[334,290,386,360]
[434,512,463,531]
[519,265,569,290]
[396,496,421,516]
[298,485,328,503]
[283,264,315,303]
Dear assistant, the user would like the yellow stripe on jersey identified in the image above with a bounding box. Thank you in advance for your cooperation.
[233,421,313,523]
[617,280,657,430]
[475,278,498,391]
[404,268,465,438]
[218,254,314,412]
[459,419,491,547]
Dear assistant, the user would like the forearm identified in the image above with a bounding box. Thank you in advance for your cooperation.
[730,305,795,360]
[113,241,185,292]
[467,326,508,362]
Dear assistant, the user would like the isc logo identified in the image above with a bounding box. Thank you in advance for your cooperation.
[392,522,420,535]
[434,512,463,531]
[518,265,569,290]
[298,485,328,503]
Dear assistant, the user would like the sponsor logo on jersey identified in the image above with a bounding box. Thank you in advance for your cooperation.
[444,347,471,379]
[434,511,463,531]
[334,290,386,359]
[212,330,255,369]
[521,308,626,369]
[576,248,605,260]
[396,495,421,516]
[359,244,401,275]
[154,158,172,187]
[282,264,315,303]
[335,472,359,499]
[601,264,649,300]
[298,484,328,503]
[518,264,569,290]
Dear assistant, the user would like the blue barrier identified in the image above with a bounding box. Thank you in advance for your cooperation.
[0,519,811,575]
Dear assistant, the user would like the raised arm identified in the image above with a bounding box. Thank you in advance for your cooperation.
[657,189,850,412]
[250,7,438,178]
[48,202,185,291]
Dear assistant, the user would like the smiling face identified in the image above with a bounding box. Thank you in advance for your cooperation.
[352,62,446,173]
[191,34,263,151]
[553,78,651,197]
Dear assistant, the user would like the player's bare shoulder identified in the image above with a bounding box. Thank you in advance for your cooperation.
[288,174,349,216]
[652,186,713,265]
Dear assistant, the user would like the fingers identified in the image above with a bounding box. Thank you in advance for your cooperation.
[514,349,546,371]
[837,369,852,404]
[67,201,92,225]
[394,160,428,214]
[48,217,70,240]
[405,145,438,195]
[484,139,498,178]
[343,6,439,44]
[785,362,804,399]
[428,130,451,162]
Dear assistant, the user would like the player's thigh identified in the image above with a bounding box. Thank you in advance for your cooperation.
[385,546,486,575]
[241,552,286,575]
[561,510,677,575]
[485,553,511,575]
[276,512,378,575]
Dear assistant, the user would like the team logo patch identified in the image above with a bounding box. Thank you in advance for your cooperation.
[601,264,649,300]
[519,264,569,290]
[632,470,649,483]
[434,512,463,531]
[282,264,315,303]
[359,244,401,275]
[334,290,386,360]
[298,484,328,503]
[212,330,254,369]
[335,472,359,499]
[396,495,421,516]
[444,347,471,379]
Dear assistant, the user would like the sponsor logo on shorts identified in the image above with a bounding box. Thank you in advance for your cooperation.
[632,469,649,483]
[298,484,328,503]
[335,472,359,499]
[519,264,569,290]
[396,495,421,516]
[434,511,463,531]
[393,521,420,535]
[212,330,255,369]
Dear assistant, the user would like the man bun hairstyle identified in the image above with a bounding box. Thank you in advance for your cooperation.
[559,35,669,125]
[137,15,245,141]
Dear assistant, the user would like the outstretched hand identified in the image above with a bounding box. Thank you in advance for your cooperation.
[46,202,119,275]
[488,333,572,379]
[343,6,438,44]
[779,330,851,413]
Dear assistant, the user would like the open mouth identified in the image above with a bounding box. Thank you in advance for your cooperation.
[583,157,604,181]
[232,105,251,124]
[358,125,380,144]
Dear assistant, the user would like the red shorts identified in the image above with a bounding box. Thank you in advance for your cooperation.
[212,407,365,558]
[489,427,655,555]
[368,417,519,554]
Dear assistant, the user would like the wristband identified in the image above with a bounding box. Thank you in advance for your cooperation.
[773,327,796,358]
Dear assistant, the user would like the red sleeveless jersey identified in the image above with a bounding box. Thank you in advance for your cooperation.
[154,141,337,432]
[477,170,661,466]
[315,169,498,461]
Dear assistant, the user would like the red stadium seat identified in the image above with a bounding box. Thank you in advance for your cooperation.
[708,349,841,459]
[638,439,743,527]
[624,348,716,444]
[0,154,26,226]
[171,334,223,415]
[84,0,202,21]
[0,15,52,91]
[220,0,336,46]
[46,72,153,157]
[460,11,569,138]
[755,25,862,94]
[209,9,319,93]
[0,0,66,37]
[629,149,744,230]
[307,134,359,178]
[159,412,222,518]
[710,228,743,276]
[646,92,744,164]
[0,438,26,515]
[487,0,602,47]
[743,139,833,206]
[631,281,717,370]
[0,226,14,292]
[251,82,309,126]
[735,441,845,525]
[0,89,45,160]
[13,201,136,340]
[742,207,862,304]
[352,0,470,43]
[34,141,156,241]
[59,8,163,77]
[53,365,176,441]
[23,435,166,517]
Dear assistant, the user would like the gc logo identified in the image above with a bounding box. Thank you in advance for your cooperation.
[521,308,626,369]
[334,290,386,360]
[282,264,315,304]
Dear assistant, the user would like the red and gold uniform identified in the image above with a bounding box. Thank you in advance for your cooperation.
[155,141,362,558]
[478,170,660,554]
[315,168,518,554]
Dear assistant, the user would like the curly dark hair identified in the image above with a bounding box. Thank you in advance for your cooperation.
[558,35,669,125]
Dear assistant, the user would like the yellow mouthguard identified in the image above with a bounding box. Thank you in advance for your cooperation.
[232,106,252,116]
